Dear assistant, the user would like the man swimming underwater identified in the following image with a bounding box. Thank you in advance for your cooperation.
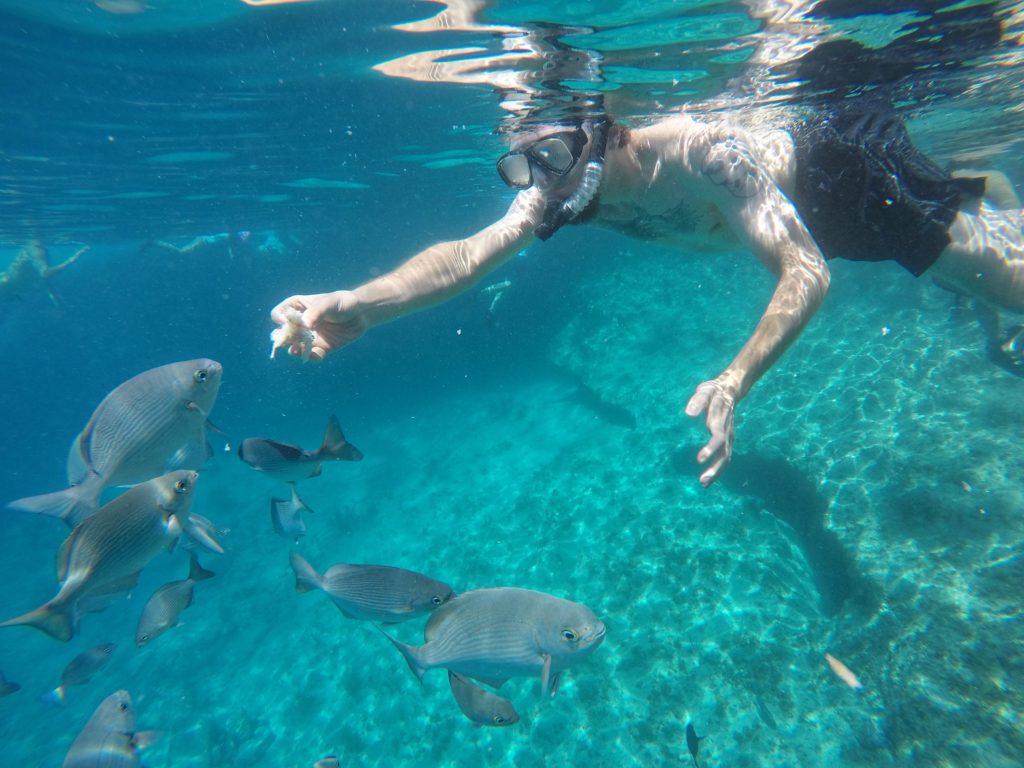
[0,238,88,304]
[269,103,1023,487]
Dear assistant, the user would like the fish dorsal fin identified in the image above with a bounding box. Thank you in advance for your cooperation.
[187,553,215,582]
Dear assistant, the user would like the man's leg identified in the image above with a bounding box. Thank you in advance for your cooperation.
[932,208,1024,313]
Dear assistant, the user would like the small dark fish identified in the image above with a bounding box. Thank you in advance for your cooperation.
[313,758,340,768]
[686,722,705,768]
[566,379,636,429]
[271,486,312,543]
[290,552,452,623]
[0,669,20,697]
[135,554,215,648]
[380,587,605,698]
[238,415,362,483]
[48,643,117,704]
[448,671,520,727]
[62,689,159,768]
[8,359,222,526]
[754,696,778,729]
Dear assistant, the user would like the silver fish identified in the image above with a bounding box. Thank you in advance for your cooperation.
[63,689,158,768]
[313,758,340,768]
[8,359,222,526]
[289,551,452,623]
[271,486,312,543]
[0,669,19,697]
[381,587,605,698]
[49,642,117,704]
[135,553,215,648]
[182,512,228,555]
[0,470,196,642]
[448,671,520,727]
[238,415,362,483]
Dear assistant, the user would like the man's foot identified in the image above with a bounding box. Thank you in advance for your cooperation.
[987,324,1024,377]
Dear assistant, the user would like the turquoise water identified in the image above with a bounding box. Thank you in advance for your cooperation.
[1,1,1023,766]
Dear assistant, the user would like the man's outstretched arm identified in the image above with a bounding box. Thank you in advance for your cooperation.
[685,129,830,486]
[270,187,545,360]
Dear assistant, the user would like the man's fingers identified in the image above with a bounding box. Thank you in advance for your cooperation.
[271,297,305,325]
[685,386,712,417]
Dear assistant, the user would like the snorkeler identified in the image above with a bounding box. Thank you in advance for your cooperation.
[269,101,1024,487]
[0,238,88,304]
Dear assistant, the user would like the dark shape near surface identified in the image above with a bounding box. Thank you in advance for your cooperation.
[238,415,362,483]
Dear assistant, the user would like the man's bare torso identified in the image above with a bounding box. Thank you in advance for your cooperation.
[587,114,800,255]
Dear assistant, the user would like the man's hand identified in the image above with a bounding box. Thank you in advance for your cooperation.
[684,377,738,487]
[270,290,369,362]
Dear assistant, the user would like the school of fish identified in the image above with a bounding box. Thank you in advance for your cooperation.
[1,358,609,764]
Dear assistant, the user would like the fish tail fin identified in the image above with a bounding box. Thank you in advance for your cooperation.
[44,686,67,706]
[0,601,75,642]
[319,415,363,462]
[6,482,98,527]
[188,553,216,582]
[374,623,426,684]
[288,551,322,593]
[290,485,313,514]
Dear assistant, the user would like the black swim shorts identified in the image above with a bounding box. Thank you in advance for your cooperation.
[791,106,984,276]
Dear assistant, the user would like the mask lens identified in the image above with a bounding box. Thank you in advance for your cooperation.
[529,137,575,174]
[497,153,532,189]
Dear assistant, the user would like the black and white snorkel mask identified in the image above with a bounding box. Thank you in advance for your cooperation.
[496,126,588,190]
[496,118,609,240]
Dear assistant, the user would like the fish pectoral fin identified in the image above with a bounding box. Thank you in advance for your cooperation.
[166,436,214,471]
[540,653,554,698]
[132,729,162,750]
[204,417,225,434]
[185,400,208,417]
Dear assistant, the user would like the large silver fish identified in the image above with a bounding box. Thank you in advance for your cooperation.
[49,642,117,704]
[8,359,222,526]
[238,415,362,483]
[135,553,214,647]
[448,671,520,727]
[0,470,197,642]
[381,587,605,698]
[289,551,453,623]
[271,486,312,543]
[63,689,158,768]
[0,669,19,698]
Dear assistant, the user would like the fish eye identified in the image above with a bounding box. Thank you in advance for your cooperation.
[174,479,189,493]
[561,629,579,642]
[118,702,129,712]
[194,369,208,383]
[493,715,506,724]
[431,595,443,605]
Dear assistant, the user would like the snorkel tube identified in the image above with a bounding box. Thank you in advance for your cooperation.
[534,117,609,241]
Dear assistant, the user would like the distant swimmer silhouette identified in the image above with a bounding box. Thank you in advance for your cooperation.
[0,238,87,305]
